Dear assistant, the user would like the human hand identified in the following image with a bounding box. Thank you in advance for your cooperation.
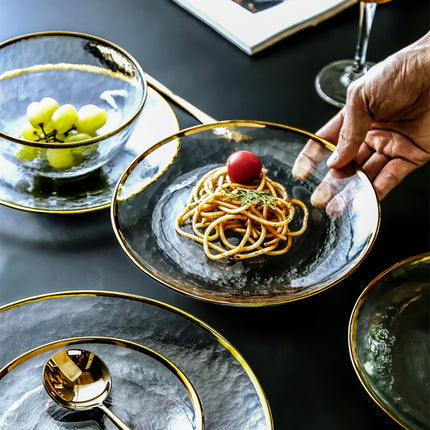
[293,31,430,208]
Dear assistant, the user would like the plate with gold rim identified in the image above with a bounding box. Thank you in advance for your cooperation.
[0,87,179,214]
[111,120,380,306]
[349,253,430,430]
[0,336,203,429]
[0,291,273,429]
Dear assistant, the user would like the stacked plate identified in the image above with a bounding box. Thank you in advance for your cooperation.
[0,291,273,429]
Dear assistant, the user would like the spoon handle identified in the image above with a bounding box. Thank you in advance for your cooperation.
[145,73,217,124]
[98,403,132,430]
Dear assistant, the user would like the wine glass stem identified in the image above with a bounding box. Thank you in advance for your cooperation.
[353,2,377,74]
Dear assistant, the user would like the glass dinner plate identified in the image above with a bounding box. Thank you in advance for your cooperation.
[349,253,430,430]
[0,87,179,213]
[0,337,203,429]
[0,291,273,429]
[111,121,380,306]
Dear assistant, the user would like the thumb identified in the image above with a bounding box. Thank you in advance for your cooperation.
[327,88,373,168]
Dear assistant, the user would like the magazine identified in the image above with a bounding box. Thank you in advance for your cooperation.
[172,0,357,55]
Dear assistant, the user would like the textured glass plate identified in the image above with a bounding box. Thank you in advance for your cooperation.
[0,87,179,213]
[111,121,380,306]
[0,291,273,429]
[0,337,203,429]
[349,253,430,430]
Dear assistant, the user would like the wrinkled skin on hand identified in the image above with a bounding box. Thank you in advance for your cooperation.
[293,31,430,205]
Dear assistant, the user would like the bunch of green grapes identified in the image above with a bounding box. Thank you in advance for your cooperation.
[18,97,107,169]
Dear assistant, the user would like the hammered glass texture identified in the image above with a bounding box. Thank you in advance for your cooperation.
[0,293,272,429]
[0,87,179,213]
[113,122,379,305]
[0,33,146,179]
[0,341,199,429]
[351,254,430,430]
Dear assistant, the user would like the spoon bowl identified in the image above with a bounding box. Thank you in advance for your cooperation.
[43,348,132,430]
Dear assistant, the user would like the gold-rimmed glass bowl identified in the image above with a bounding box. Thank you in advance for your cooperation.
[0,31,147,179]
[111,120,380,306]
[349,253,430,429]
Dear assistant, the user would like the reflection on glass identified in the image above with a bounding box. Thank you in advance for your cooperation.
[315,2,377,108]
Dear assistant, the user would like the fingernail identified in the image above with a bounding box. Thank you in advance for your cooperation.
[292,160,312,180]
[327,149,338,167]
[326,199,343,218]
[310,184,333,209]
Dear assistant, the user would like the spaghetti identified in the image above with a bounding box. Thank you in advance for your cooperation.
[175,165,309,260]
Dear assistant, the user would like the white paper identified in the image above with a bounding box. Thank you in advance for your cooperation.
[172,0,357,55]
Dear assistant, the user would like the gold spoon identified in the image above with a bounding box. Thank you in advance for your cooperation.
[145,73,216,124]
[43,348,132,430]
[145,73,252,142]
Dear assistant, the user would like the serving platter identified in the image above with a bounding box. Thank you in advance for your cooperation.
[0,336,203,429]
[111,121,380,305]
[349,253,430,430]
[0,87,179,213]
[0,291,273,429]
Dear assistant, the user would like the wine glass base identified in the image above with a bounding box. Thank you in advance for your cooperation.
[315,59,374,108]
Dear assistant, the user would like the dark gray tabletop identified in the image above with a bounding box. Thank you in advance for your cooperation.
[0,1,429,428]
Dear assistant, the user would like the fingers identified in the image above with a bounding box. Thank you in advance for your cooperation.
[310,165,359,216]
[315,109,345,144]
[361,151,389,181]
[292,111,344,180]
[327,82,373,169]
[373,158,419,200]
[292,140,330,180]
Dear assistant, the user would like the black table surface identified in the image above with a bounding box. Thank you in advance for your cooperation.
[0,1,429,428]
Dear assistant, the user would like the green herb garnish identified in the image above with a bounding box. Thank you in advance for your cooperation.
[226,188,278,208]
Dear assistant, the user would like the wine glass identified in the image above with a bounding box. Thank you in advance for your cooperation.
[315,2,377,108]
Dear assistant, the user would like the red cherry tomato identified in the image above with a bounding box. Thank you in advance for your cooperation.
[226,151,262,184]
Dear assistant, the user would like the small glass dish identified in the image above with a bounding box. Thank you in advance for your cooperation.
[349,253,430,429]
[0,337,203,429]
[0,31,147,179]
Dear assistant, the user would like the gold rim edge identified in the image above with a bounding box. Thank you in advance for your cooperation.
[0,289,273,429]
[0,335,204,429]
[0,88,180,214]
[0,31,148,147]
[110,120,380,306]
[348,252,430,429]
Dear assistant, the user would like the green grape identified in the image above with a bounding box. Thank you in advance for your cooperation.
[66,131,98,156]
[50,104,78,134]
[41,120,55,137]
[64,132,92,143]
[40,97,59,118]
[21,123,41,141]
[76,104,107,135]
[17,146,39,162]
[55,133,67,142]
[26,102,48,128]
[72,150,83,166]
[46,148,75,169]
[26,97,59,128]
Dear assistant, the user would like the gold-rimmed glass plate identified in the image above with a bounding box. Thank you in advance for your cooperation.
[0,87,179,213]
[0,291,273,429]
[349,253,430,429]
[111,120,380,306]
[0,337,203,429]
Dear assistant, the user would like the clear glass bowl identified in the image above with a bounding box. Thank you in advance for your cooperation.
[0,32,147,179]
[349,253,430,429]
